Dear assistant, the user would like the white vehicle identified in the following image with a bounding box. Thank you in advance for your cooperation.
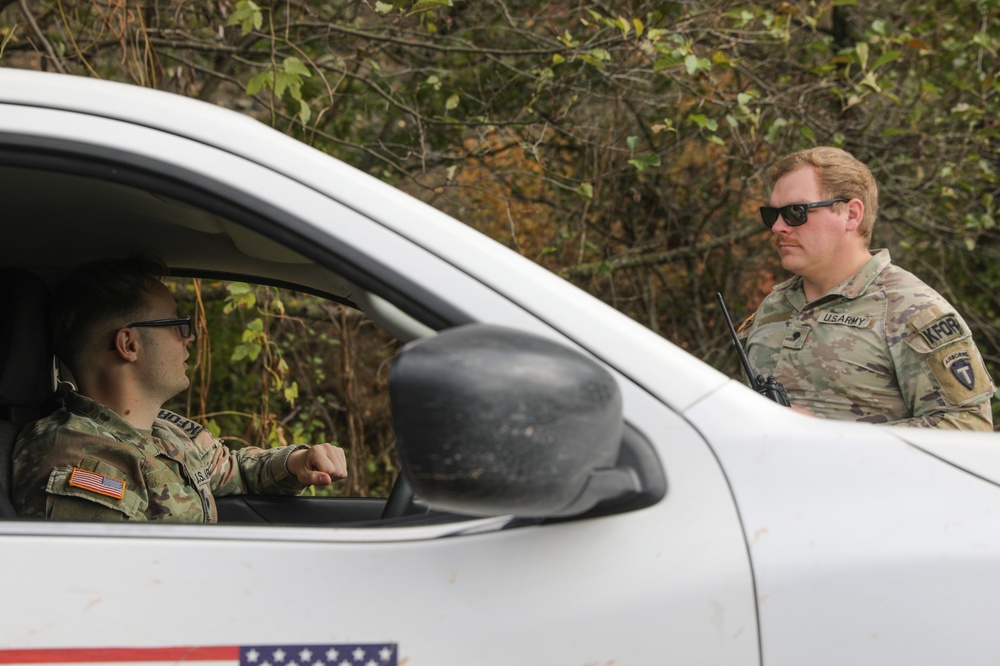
[0,68,999,666]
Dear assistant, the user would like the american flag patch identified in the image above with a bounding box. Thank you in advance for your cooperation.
[68,467,126,500]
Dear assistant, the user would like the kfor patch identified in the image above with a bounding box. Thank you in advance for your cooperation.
[917,314,965,348]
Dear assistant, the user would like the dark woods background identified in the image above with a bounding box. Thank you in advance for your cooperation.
[2,0,997,494]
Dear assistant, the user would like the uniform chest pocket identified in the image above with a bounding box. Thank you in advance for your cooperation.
[782,324,810,350]
[144,465,192,491]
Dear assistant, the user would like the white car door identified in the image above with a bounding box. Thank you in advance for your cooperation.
[0,80,758,665]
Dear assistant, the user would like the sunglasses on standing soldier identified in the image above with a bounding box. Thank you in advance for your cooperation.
[759,198,849,229]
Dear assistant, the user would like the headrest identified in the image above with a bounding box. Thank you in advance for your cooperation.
[0,269,54,406]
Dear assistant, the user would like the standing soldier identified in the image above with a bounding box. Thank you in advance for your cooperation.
[741,147,995,429]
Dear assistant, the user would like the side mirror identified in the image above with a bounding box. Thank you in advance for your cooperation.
[389,324,639,518]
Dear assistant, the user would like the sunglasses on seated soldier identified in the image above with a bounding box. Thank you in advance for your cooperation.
[109,317,195,351]
[759,198,849,229]
[127,316,195,339]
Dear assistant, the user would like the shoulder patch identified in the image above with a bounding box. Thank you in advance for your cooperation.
[927,342,995,405]
[68,467,127,500]
[736,313,755,334]
[944,350,976,390]
[914,313,965,349]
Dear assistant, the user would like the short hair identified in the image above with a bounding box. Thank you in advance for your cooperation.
[52,255,167,374]
[766,147,879,244]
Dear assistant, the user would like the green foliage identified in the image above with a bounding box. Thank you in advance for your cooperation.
[164,280,398,498]
[4,1,998,425]
[247,57,314,123]
[227,0,263,35]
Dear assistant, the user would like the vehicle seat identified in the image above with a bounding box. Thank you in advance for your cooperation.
[0,269,57,518]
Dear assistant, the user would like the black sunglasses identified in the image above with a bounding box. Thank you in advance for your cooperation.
[759,198,849,229]
[125,316,195,340]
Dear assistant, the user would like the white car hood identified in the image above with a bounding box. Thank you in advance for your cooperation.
[892,427,1000,486]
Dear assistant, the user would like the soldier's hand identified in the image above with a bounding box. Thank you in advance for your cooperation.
[789,404,817,417]
[287,443,348,486]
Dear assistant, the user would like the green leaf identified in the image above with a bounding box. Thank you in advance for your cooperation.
[628,153,662,171]
[232,343,262,362]
[227,282,252,295]
[576,183,594,199]
[684,54,711,76]
[224,282,256,313]
[626,135,639,151]
[297,102,311,124]
[654,56,683,72]
[725,9,754,27]
[855,42,869,71]
[227,0,263,36]
[765,118,788,144]
[246,71,271,96]
[558,29,578,47]
[859,71,881,93]
[283,57,311,78]
[972,32,993,49]
[613,16,631,40]
[374,1,394,14]
[685,54,699,76]
[408,0,453,15]
[871,50,902,71]
[652,119,677,134]
[688,114,718,131]
[579,48,612,68]
[284,381,299,406]
[445,93,460,111]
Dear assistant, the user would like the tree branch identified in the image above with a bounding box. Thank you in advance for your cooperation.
[561,225,765,278]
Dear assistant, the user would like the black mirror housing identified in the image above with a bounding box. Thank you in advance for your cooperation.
[389,324,637,518]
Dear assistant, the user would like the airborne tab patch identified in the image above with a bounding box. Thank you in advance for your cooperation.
[68,467,126,500]
[944,350,976,390]
[917,314,965,348]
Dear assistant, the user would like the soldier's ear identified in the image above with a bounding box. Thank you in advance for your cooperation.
[844,198,864,233]
[111,327,140,362]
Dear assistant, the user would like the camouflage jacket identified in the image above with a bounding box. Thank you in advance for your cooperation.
[11,392,308,521]
[742,250,995,429]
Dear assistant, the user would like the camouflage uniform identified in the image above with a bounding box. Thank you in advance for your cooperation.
[11,392,308,521]
[742,249,995,429]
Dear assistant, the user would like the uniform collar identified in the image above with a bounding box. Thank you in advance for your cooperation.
[834,248,892,299]
[64,391,161,450]
[775,249,891,308]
